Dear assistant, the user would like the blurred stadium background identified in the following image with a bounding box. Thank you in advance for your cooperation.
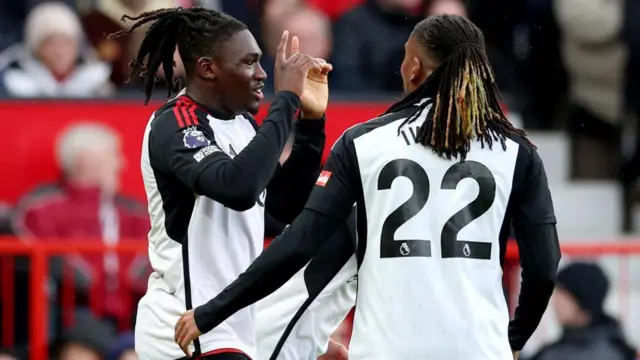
[1,0,640,359]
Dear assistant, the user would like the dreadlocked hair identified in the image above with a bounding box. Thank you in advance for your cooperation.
[387,14,528,161]
[109,7,247,104]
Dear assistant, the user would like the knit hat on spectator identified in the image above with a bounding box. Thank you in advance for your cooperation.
[556,262,609,316]
[55,311,117,359]
[23,2,83,52]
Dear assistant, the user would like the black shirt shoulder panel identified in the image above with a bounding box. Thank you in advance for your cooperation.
[340,106,419,145]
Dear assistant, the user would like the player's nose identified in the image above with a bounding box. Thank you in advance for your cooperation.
[254,62,267,81]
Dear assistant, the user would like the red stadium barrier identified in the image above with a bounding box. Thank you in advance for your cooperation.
[1,237,640,360]
[0,100,390,204]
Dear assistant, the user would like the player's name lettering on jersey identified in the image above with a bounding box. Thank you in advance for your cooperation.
[399,125,420,146]
[193,145,221,162]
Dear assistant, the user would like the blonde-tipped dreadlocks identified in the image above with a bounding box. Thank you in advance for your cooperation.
[387,15,528,160]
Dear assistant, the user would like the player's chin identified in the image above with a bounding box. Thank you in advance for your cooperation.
[245,100,261,115]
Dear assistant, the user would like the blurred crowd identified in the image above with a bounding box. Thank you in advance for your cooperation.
[0,0,640,359]
[1,0,640,180]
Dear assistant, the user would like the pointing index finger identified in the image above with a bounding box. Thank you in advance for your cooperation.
[276,30,289,64]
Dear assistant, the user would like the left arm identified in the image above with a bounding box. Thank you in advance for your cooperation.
[192,134,359,335]
[266,117,326,223]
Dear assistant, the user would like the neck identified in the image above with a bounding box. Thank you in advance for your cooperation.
[185,85,235,119]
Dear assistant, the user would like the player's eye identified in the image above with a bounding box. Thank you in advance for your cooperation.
[244,59,257,66]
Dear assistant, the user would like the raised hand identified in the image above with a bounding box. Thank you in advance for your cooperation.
[289,35,332,119]
[273,30,324,99]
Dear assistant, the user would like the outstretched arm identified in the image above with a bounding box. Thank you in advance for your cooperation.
[266,117,326,223]
[152,92,300,211]
[173,134,361,353]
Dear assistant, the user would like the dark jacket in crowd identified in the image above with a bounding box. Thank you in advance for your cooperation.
[331,0,421,92]
[530,263,637,360]
[530,315,636,360]
[621,0,640,184]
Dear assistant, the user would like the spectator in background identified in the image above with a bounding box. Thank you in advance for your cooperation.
[82,0,181,88]
[0,350,21,360]
[620,0,640,186]
[0,0,76,52]
[11,123,150,328]
[331,0,424,92]
[53,312,116,360]
[529,262,636,360]
[109,333,137,360]
[263,0,300,22]
[0,2,113,98]
[426,0,466,16]
[261,3,332,91]
[554,0,627,179]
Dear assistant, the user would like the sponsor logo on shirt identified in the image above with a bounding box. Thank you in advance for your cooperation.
[193,145,221,162]
[183,126,211,149]
[316,170,332,187]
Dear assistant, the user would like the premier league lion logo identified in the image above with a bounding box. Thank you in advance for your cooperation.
[183,127,211,149]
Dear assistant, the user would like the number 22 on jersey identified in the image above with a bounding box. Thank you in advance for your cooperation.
[377,159,496,260]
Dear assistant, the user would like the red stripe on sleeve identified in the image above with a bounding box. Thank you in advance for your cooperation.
[179,98,192,126]
[173,98,185,128]
[189,104,199,125]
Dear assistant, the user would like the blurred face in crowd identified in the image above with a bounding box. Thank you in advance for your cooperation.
[264,0,301,22]
[427,0,467,17]
[0,355,18,360]
[119,0,150,11]
[58,343,101,360]
[118,349,138,360]
[400,34,438,95]
[37,34,79,77]
[281,9,332,59]
[72,137,124,195]
[552,287,590,328]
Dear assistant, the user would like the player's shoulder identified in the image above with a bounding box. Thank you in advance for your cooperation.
[335,106,419,149]
[503,130,543,169]
[151,95,209,133]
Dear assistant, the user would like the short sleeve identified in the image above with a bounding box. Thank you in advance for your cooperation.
[512,147,557,227]
[150,113,227,190]
[304,135,360,221]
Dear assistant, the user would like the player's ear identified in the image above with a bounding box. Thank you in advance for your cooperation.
[196,57,218,80]
[410,56,423,83]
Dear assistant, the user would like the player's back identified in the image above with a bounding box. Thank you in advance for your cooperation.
[347,106,521,359]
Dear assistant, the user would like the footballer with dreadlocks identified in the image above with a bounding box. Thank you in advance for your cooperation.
[175,14,562,360]
[115,6,354,360]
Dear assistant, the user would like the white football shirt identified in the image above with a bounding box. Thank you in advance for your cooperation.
[134,91,327,360]
[190,98,558,360]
